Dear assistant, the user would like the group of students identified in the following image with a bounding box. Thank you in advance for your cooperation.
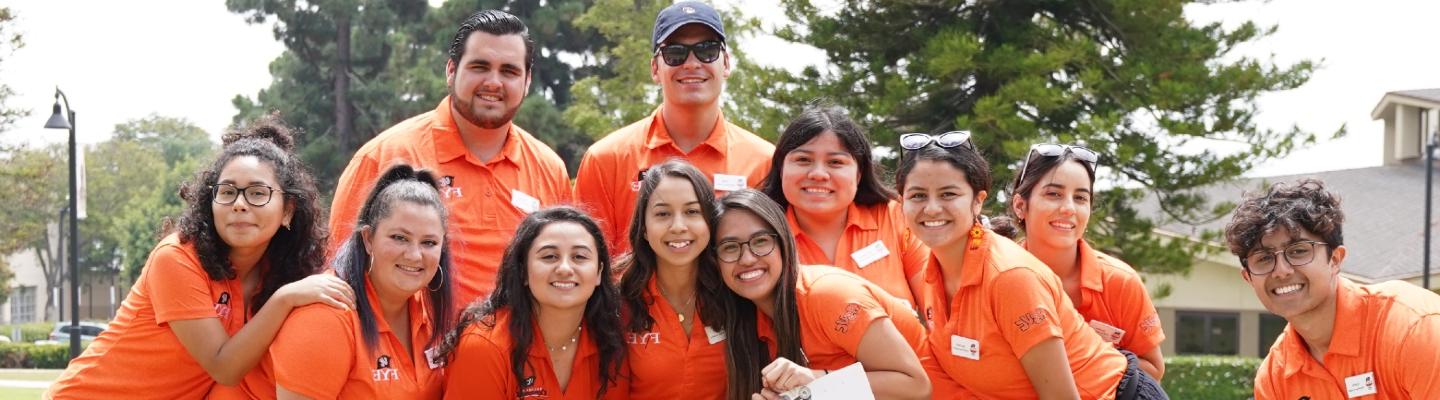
[44,1,1440,400]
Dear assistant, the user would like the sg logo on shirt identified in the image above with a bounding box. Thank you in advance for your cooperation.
[372,355,399,382]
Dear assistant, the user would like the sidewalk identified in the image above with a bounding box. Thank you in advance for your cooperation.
[0,379,48,389]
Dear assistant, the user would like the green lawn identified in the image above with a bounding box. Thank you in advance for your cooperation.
[0,386,44,399]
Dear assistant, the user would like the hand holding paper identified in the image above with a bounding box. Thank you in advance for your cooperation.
[778,362,874,400]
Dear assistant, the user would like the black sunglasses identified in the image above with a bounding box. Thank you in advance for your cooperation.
[1015,143,1100,187]
[655,40,725,67]
[899,131,975,151]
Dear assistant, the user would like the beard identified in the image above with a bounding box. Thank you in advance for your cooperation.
[450,87,522,129]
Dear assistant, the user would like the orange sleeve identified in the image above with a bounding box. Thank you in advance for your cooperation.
[806,276,889,355]
[572,151,622,253]
[270,304,354,398]
[328,151,382,258]
[1398,315,1440,397]
[989,268,1064,358]
[148,244,221,324]
[1115,273,1165,356]
[1252,353,1284,399]
[443,329,512,399]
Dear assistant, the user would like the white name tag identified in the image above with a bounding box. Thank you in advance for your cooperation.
[424,347,444,370]
[1088,320,1126,345]
[849,240,890,269]
[511,189,541,214]
[1345,371,1377,398]
[950,335,980,360]
[713,174,747,191]
[705,326,727,345]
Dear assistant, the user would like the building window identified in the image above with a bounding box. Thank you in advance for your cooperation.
[1175,311,1239,355]
[10,286,35,323]
[1259,313,1288,359]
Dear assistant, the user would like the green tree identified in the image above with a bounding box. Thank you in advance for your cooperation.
[0,146,65,319]
[0,5,32,305]
[104,116,216,284]
[770,0,1319,275]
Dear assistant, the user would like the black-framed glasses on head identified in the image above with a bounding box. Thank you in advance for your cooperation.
[716,233,779,263]
[1014,143,1100,189]
[212,183,282,207]
[655,40,725,67]
[899,131,974,151]
[1242,240,1328,276]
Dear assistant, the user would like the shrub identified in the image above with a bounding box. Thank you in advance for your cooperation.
[1162,355,1262,399]
[0,343,75,369]
[0,322,55,343]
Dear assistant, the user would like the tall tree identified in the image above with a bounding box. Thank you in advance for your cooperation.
[105,116,216,284]
[0,5,31,306]
[0,146,65,319]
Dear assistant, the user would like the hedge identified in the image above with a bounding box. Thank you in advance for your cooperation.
[0,342,71,368]
[1162,355,1262,399]
[0,322,55,343]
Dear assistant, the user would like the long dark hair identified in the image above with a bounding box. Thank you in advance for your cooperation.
[701,189,805,400]
[760,103,896,210]
[439,207,625,397]
[1005,145,1097,228]
[333,164,453,352]
[174,115,325,314]
[617,159,725,334]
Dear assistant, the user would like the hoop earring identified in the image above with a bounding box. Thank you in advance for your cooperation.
[429,266,444,292]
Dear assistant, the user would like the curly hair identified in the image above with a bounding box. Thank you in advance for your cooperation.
[174,115,326,314]
[438,207,625,398]
[1224,178,1345,266]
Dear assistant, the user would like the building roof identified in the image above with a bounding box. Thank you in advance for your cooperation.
[1371,88,1440,120]
[1142,161,1440,283]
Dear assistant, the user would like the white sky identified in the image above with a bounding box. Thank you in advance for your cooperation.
[5,0,1439,178]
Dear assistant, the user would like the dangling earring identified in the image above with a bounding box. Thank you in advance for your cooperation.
[429,266,444,292]
[969,217,985,249]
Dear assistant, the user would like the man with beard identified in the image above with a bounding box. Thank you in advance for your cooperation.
[328,10,570,306]
[573,1,774,256]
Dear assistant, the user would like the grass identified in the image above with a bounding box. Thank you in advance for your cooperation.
[0,386,44,400]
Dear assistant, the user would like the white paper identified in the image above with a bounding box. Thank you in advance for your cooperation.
[1345,371,1377,398]
[511,189,541,214]
[779,362,873,400]
[1088,319,1126,345]
[849,240,890,269]
[713,173,747,191]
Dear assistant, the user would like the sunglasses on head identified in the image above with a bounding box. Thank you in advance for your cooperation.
[1015,143,1100,187]
[655,40,725,67]
[899,131,975,151]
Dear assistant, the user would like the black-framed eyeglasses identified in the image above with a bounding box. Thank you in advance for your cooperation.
[716,233,779,263]
[1242,240,1329,276]
[899,131,975,151]
[655,40,725,67]
[212,183,282,207]
[1014,143,1100,189]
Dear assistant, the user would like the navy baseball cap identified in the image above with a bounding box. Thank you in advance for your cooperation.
[652,1,727,50]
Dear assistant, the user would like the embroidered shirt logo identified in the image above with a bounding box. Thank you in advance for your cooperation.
[834,303,861,333]
[214,292,232,319]
[626,332,661,345]
[441,175,463,198]
[518,375,547,398]
[372,355,399,382]
[631,168,649,192]
[1013,308,1049,332]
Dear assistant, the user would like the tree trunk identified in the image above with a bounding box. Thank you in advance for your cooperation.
[334,13,354,153]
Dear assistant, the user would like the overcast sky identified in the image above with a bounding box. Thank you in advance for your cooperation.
[5,0,1439,178]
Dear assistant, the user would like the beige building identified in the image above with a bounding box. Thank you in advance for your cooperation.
[1143,89,1440,358]
[2,223,127,328]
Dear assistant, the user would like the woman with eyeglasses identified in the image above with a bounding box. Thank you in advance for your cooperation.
[758,104,928,310]
[897,132,1167,399]
[992,143,1167,382]
[438,207,627,399]
[702,189,929,400]
[49,117,355,399]
[266,164,453,399]
[615,159,728,399]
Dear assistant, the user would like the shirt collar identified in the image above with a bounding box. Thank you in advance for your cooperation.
[1077,240,1106,293]
[644,106,730,153]
[923,228,992,289]
[433,96,522,166]
[1277,277,1361,378]
[362,276,431,335]
[784,203,878,241]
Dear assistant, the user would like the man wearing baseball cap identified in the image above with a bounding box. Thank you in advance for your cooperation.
[574,1,775,256]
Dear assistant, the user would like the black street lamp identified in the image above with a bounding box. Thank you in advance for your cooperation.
[43,87,81,360]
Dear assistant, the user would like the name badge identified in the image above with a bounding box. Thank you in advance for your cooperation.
[1345,372,1377,398]
[950,335,980,360]
[850,240,890,269]
[1088,320,1126,345]
[424,347,444,370]
[713,174,747,191]
[511,189,541,214]
[705,326,727,345]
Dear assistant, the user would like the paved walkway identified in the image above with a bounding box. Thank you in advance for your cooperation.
[0,379,49,389]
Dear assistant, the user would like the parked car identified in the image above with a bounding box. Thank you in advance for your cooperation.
[48,321,107,343]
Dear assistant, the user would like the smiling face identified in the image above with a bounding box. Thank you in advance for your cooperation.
[651,24,730,109]
[363,202,445,298]
[715,209,783,305]
[447,31,531,129]
[1013,159,1092,249]
[1244,228,1344,320]
[212,156,292,256]
[900,160,986,250]
[644,176,711,269]
[781,131,859,219]
[526,221,602,311]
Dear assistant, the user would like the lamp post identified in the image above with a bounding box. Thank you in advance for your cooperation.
[43,87,81,360]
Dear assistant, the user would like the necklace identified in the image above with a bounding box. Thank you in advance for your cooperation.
[546,325,582,353]
[657,282,697,323]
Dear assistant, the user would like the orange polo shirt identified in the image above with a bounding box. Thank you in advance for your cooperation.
[918,229,1126,399]
[623,276,727,399]
[789,201,928,309]
[329,97,572,306]
[48,234,253,399]
[756,264,925,370]
[1065,240,1165,356]
[269,277,442,399]
[445,309,628,399]
[573,107,774,256]
[1254,278,1440,399]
